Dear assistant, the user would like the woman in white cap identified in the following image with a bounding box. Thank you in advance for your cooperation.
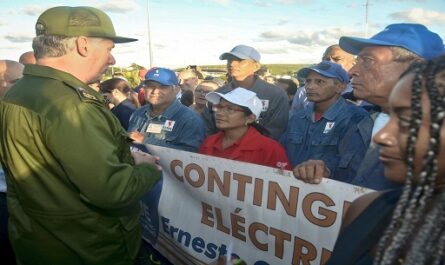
[199,87,291,170]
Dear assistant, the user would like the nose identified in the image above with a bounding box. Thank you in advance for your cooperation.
[305,81,313,90]
[109,54,116,65]
[348,63,358,77]
[373,119,397,147]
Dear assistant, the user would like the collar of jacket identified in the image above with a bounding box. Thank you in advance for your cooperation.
[23,64,104,103]
[300,96,348,121]
[143,99,182,120]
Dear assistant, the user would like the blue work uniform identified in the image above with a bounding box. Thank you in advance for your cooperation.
[128,99,205,152]
[282,97,373,183]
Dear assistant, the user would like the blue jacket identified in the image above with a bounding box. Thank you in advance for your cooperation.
[351,112,403,190]
[128,100,205,152]
[112,99,136,130]
[281,97,373,183]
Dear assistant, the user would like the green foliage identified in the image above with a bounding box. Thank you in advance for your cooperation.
[103,65,146,88]
[104,63,310,87]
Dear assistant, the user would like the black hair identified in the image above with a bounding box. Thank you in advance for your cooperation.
[100,78,140,108]
[276,78,298,96]
[374,55,445,265]
[180,90,194,107]
[239,106,271,137]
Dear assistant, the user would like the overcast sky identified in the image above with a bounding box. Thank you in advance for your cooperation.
[1,0,444,68]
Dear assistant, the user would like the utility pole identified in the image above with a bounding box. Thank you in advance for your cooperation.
[364,0,371,37]
[147,0,154,68]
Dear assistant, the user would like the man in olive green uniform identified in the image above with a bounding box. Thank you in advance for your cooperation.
[0,6,161,265]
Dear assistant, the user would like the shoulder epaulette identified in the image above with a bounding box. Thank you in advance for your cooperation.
[77,87,101,102]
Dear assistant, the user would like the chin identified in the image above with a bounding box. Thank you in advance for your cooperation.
[384,167,407,184]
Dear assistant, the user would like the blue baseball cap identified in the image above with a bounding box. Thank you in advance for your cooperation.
[339,23,444,60]
[144,67,178,86]
[219,45,261,62]
[297,61,349,84]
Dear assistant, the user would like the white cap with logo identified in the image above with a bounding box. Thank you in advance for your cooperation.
[206,87,262,120]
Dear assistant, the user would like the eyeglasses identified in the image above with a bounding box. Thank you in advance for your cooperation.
[212,104,245,114]
[195,89,211,95]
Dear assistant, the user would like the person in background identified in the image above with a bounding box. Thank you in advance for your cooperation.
[178,68,200,105]
[200,87,291,170]
[0,59,23,265]
[202,44,289,140]
[180,90,194,107]
[0,6,161,265]
[327,55,445,265]
[322,44,355,74]
[275,77,299,106]
[282,61,372,183]
[0,60,24,97]
[190,80,220,114]
[340,23,444,190]
[264,75,275,84]
[128,67,205,265]
[293,23,444,189]
[135,68,148,106]
[18,51,37,65]
[100,77,140,130]
[290,44,356,115]
[128,67,205,152]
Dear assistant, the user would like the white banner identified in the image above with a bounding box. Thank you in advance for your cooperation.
[140,145,372,265]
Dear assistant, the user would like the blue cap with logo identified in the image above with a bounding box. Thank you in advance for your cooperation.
[298,61,349,84]
[144,67,178,86]
[339,23,444,60]
[219,45,261,62]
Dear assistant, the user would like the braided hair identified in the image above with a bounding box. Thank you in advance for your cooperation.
[374,55,445,265]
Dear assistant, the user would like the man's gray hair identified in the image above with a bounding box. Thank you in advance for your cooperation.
[390,46,422,63]
[32,35,77,59]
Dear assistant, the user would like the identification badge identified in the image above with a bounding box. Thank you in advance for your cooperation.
[146,123,163,134]
[163,120,176,132]
[323,122,335,134]
[261,100,269,112]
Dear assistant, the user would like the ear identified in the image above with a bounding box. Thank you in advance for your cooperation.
[246,114,256,125]
[173,85,180,93]
[76,36,89,57]
[253,62,261,72]
[335,81,346,94]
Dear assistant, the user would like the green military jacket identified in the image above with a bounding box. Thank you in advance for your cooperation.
[0,64,161,265]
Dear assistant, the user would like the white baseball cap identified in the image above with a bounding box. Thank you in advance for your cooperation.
[206,87,262,120]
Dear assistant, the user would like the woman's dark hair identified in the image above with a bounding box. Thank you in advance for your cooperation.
[100,78,140,108]
[180,90,194,107]
[240,106,271,137]
[276,78,299,96]
[374,55,445,265]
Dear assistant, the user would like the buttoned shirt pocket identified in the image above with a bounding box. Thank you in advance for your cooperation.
[311,135,339,146]
[305,135,341,170]
[287,133,304,146]
[310,134,339,157]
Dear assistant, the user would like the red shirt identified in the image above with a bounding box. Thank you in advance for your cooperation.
[199,127,292,170]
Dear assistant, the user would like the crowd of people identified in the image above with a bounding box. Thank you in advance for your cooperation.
[0,4,445,265]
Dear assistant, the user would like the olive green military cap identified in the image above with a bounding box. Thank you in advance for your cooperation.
[35,6,137,43]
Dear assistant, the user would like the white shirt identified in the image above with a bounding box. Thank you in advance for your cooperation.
[371,112,390,137]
